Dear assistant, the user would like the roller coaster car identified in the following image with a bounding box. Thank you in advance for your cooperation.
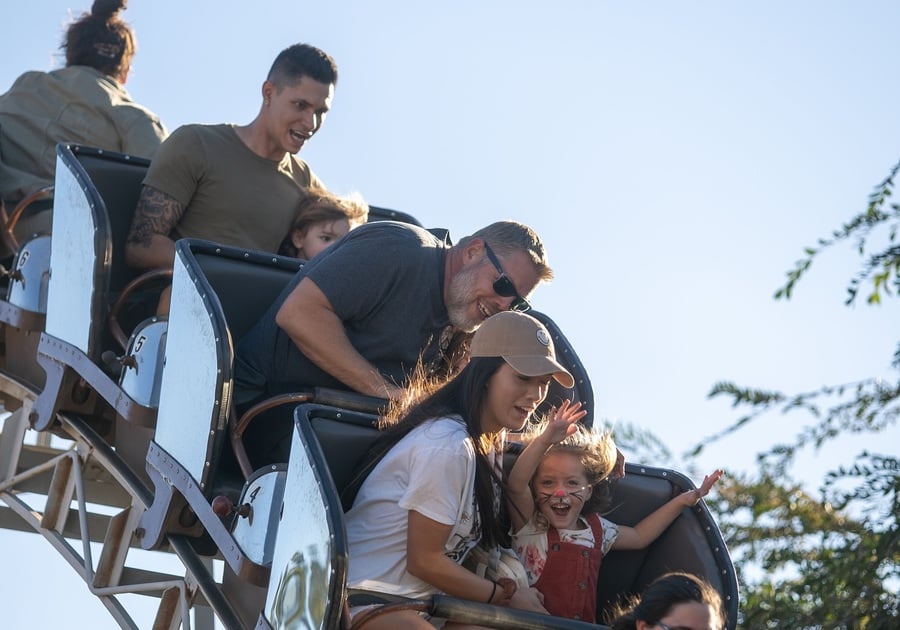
[22,146,167,474]
[0,184,53,392]
[137,236,737,628]
[0,144,738,629]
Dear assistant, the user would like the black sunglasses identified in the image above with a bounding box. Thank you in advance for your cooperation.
[483,242,531,312]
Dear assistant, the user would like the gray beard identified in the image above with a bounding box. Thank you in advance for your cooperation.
[445,263,484,333]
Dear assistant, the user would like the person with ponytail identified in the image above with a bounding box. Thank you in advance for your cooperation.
[0,0,168,251]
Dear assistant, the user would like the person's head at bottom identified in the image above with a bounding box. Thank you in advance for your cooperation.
[608,571,726,630]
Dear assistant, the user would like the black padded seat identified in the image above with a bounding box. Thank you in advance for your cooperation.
[190,246,302,347]
[297,403,380,504]
[596,464,737,624]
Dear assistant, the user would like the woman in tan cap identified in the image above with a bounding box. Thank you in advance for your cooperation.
[343,311,579,628]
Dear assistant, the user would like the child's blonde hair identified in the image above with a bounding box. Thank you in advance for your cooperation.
[519,419,618,514]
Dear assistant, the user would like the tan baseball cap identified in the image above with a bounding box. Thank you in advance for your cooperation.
[470,311,575,388]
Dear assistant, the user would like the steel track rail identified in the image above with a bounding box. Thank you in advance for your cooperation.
[0,372,241,629]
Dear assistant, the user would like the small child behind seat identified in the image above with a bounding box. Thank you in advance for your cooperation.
[278,189,368,260]
[507,401,723,624]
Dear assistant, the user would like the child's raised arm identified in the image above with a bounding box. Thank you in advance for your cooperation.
[612,469,724,551]
[507,401,586,531]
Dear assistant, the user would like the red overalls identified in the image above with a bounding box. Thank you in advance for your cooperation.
[533,513,604,623]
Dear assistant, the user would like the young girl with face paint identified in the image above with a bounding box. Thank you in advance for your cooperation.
[507,409,723,624]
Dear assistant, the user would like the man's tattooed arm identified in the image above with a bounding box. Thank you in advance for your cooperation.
[127,185,184,247]
[124,186,186,270]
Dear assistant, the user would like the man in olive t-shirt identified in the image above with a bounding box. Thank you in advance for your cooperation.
[125,43,336,274]
[135,123,323,252]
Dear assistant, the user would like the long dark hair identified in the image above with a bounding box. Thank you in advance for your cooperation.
[345,356,509,547]
[606,571,725,630]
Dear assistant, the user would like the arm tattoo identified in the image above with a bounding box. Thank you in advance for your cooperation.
[126,186,186,248]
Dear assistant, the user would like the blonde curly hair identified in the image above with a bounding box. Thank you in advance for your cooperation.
[519,419,618,514]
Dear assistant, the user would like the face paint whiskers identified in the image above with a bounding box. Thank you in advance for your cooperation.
[538,486,590,507]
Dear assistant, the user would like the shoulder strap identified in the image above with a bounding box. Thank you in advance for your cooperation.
[339,438,392,511]
[586,513,604,545]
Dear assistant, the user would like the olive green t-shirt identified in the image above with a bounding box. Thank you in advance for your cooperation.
[0,65,167,202]
[143,123,324,253]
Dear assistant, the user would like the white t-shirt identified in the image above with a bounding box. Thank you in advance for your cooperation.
[346,416,490,598]
[512,512,620,585]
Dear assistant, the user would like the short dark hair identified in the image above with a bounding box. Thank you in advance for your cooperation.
[267,43,338,88]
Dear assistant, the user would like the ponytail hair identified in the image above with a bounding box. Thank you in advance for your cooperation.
[63,0,136,80]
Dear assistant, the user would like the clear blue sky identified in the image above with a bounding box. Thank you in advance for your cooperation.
[2,1,898,627]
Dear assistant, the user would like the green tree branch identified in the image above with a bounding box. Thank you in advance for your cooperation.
[694,160,900,627]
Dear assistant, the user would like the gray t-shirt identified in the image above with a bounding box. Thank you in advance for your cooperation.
[233,221,451,407]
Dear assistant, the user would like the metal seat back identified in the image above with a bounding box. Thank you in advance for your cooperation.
[153,238,300,493]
